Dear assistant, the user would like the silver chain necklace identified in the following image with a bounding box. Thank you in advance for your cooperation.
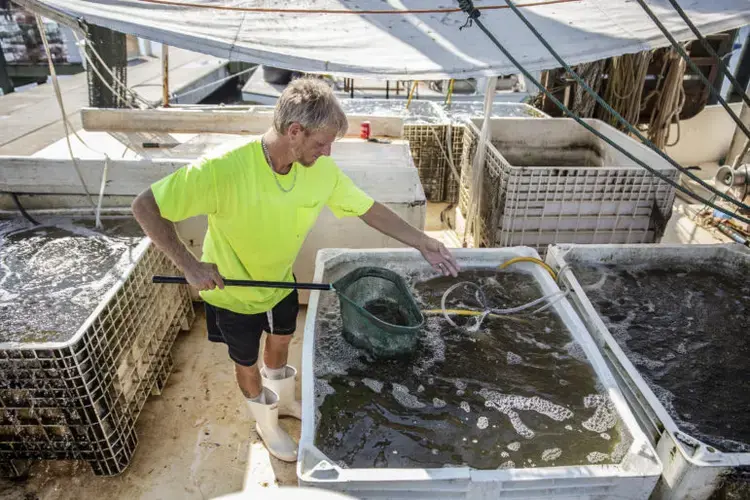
[261,138,297,193]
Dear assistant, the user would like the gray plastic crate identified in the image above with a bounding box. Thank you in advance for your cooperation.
[0,219,194,476]
[545,243,750,500]
[458,119,678,254]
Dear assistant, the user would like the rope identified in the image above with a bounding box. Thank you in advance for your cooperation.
[569,59,606,118]
[633,0,750,143]
[663,0,750,110]
[131,0,581,15]
[598,51,652,130]
[405,80,419,109]
[457,4,750,226]
[35,15,97,209]
[170,64,257,102]
[486,0,750,220]
[72,30,154,109]
[642,48,686,150]
[464,77,498,246]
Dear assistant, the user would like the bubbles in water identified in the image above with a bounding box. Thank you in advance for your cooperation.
[565,425,573,431]
[391,383,426,409]
[432,398,447,409]
[460,401,471,413]
[564,341,588,363]
[501,451,509,458]
[417,385,425,393]
[348,381,356,387]
[481,389,574,440]
[600,433,611,440]
[587,451,609,464]
[362,378,384,394]
[542,448,562,461]
[508,442,521,451]
[582,394,617,433]
[498,460,515,469]
[506,352,523,365]
[477,416,489,430]
[432,449,439,455]
[315,379,336,407]
[455,380,467,391]
[676,342,687,355]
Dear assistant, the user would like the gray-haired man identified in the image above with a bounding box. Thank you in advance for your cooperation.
[132,77,458,461]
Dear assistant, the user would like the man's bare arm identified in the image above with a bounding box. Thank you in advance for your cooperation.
[360,202,459,277]
[131,189,224,290]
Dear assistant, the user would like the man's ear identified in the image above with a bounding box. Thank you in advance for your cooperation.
[287,122,304,140]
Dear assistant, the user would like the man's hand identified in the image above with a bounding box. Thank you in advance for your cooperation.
[419,237,459,277]
[184,262,225,291]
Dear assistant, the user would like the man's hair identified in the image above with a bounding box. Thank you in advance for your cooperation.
[273,76,348,138]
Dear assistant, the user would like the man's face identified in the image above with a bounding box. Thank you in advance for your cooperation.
[288,124,336,167]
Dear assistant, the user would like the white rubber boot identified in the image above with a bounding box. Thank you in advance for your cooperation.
[261,365,302,420]
[247,387,297,462]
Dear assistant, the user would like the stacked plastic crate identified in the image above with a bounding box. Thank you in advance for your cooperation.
[457,118,678,253]
[441,103,548,205]
[0,241,194,476]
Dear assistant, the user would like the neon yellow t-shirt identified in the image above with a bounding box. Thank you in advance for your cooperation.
[151,140,375,314]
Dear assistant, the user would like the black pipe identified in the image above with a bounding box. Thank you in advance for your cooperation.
[8,193,39,226]
[152,275,333,291]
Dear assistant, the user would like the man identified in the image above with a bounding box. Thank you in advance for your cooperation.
[132,77,459,462]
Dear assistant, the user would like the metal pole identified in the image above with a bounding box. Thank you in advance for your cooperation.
[0,46,13,95]
[162,44,169,107]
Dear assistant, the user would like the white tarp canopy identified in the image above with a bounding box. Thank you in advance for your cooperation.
[16,0,750,79]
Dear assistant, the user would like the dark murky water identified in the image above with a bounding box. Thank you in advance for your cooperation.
[314,268,629,469]
[571,262,750,453]
[363,297,410,326]
[0,217,143,344]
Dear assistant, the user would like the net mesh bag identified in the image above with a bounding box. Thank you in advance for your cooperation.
[333,267,424,358]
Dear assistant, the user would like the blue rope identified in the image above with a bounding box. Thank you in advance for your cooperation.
[633,0,750,143]
[455,4,750,225]
[499,0,750,214]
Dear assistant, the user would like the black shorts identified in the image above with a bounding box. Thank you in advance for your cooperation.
[205,289,299,367]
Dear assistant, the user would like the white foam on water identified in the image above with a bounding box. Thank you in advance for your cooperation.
[391,383,426,409]
[348,381,356,387]
[498,461,515,469]
[460,401,471,413]
[480,389,574,440]
[428,377,435,385]
[507,442,521,451]
[432,398,447,409]
[582,394,618,433]
[412,316,446,376]
[501,451,509,458]
[565,425,573,431]
[587,451,609,464]
[600,433,611,440]
[506,352,523,365]
[455,380,467,390]
[432,449,439,455]
[456,390,465,396]
[362,378,384,394]
[542,448,562,461]
[563,341,589,363]
[315,379,336,408]
[477,416,489,429]
[417,385,425,393]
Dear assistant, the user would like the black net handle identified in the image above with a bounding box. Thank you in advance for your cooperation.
[152,275,333,291]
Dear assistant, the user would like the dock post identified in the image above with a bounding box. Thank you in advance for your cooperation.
[0,47,13,95]
[162,44,169,107]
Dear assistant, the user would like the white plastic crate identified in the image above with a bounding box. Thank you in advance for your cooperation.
[458,119,678,253]
[299,247,662,499]
[0,215,194,475]
[442,103,549,205]
[545,243,750,500]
